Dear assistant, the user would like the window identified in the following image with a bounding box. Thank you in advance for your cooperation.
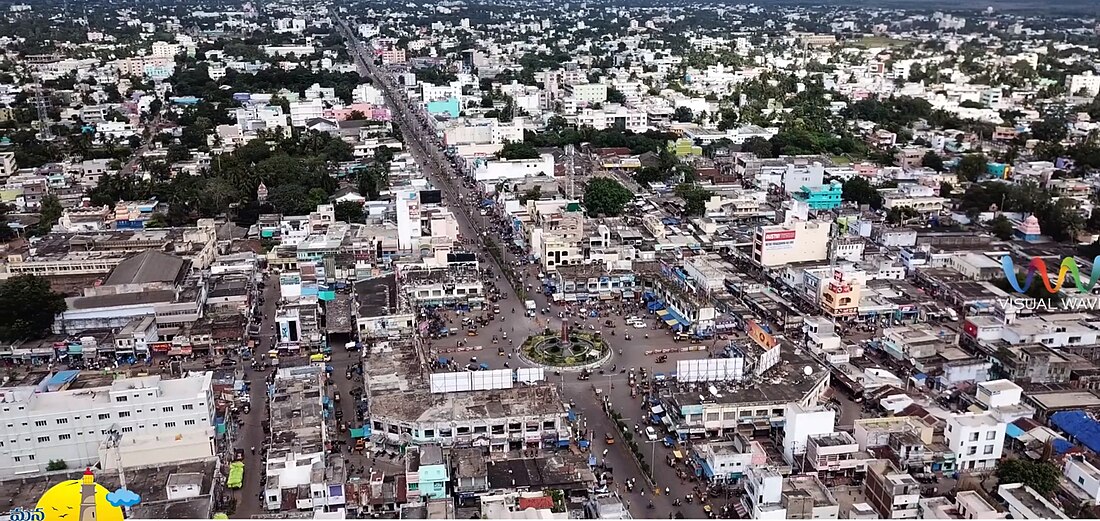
[59,434,70,441]
[163,406,174,412]
[967,447,977,455]
[28,455,34,460]
[37,436,49,443]
[13,456,19,462]
[182,404,194,410]
[184,419,196,426]
[118,411,131,418]
[34,420,46,427]
[56,418,68,425]
[115,396,127,402]
[983,445,994,455]
[121,427,133,433]
[969,432,979,442]
[165,422,175,428]
[98,413,110,420]
[986,431,996,440]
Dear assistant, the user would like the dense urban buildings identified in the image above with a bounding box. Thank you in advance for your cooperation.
[1,0,1100,519]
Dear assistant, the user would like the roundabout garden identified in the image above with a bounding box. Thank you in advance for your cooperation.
[520,328,611,368]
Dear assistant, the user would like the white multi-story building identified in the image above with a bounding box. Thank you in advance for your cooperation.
[782,403,835,465]
[1064,456,1100,506]
[289,99,325,128]
[263,365,346,512]
[752,219,832,268]
[565,83,608,104]
[575,105,647,133]
[0,151,16,178]
[151,40,182,58]
[945,412,1005,471]
[235,105,291,137]
[1068,72,1100,97]
[352,83,385,105]
[0,371,214,474]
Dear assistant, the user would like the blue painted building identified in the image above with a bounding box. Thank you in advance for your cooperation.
[793,181,843,210]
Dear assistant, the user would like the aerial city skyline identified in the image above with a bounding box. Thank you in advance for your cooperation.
[0,0,1098,519]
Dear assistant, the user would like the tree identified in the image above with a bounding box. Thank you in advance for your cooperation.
[607,87,626,104]
[1030,113,1068,144]
[334,201,364,223]
[496,142,540,160]
[520,186,542,203]
[583,177,633,217]
[939,182,954,199]
[956,154,988,183]
[145,213,168,228]
[989,215,1015,240]
[46,459,67,471]
[673,106,693,123]
[741,136,773,158]
[841,177,883,209]
[0,275,67,341]
[996,459,1060,494]
[675,184,713,216]
[36,194,62,236]
[346,110,367,121]
[922,151,945,172]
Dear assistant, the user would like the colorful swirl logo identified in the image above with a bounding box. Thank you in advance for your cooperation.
[1000,255,1100,293]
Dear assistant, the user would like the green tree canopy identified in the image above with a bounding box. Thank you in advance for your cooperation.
[995,459,1060,494]
[988,215,1015,240]
[583,177,633,217]
[841,177,883,209]
[922,151,945,172]
[334,201,364,224]
[0,275,66,341]
[956,154,989,183]
[497,141,541,160]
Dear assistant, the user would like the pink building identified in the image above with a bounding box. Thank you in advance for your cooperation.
[329,104,392,122]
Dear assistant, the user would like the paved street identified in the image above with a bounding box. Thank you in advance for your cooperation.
[232,272,279,518]
[330,19,743,519]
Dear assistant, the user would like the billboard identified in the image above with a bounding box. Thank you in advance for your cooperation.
[676,358,744,382]
[764,230,796,242]
[763,230,796,250]
[747,320,778,350]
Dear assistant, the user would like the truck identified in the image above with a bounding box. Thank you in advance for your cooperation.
[525,300,536,317]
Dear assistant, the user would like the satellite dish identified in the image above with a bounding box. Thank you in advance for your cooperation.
[804,366,814,376]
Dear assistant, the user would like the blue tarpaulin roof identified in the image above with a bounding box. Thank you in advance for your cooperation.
[642,291,655,301]
[1051,410,1100,453]
[1006,423,1025,439]
[579,439,590,448]
[567,410,576,422]
[647,301,664,311]
[1054,438,1076,455]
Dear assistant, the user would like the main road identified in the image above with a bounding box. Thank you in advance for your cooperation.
[333,17,715,518]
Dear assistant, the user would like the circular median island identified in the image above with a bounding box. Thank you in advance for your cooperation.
[520,327,611,370]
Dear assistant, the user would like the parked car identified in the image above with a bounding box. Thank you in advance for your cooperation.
[646,426,658,441]
[605,433,615,445]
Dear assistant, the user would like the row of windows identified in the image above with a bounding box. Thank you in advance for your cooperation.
[3,419,201,446]
[13,403,199,427]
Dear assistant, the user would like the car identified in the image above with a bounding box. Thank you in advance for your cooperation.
[605,433,615,445]
[646,426,658,441]
[632,321,647,329]
[221,358,238,367]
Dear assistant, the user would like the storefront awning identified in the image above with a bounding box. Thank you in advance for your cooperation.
[665,318,679,327]
[655,308,670,317]
[646,301,664,311]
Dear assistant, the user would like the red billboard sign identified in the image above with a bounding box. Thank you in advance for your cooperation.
[764,230,796,242]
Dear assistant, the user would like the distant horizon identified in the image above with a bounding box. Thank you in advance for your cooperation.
[612,0,1100,16]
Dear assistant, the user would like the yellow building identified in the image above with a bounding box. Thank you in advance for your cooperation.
[820,269,861,317]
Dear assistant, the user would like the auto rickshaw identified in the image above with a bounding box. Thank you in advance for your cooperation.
[703,505,715,518]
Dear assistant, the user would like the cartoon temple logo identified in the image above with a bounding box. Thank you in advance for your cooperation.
[33,468,140,521]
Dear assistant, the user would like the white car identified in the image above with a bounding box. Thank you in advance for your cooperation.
[632,321,647,329]
[645,426,658,441]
